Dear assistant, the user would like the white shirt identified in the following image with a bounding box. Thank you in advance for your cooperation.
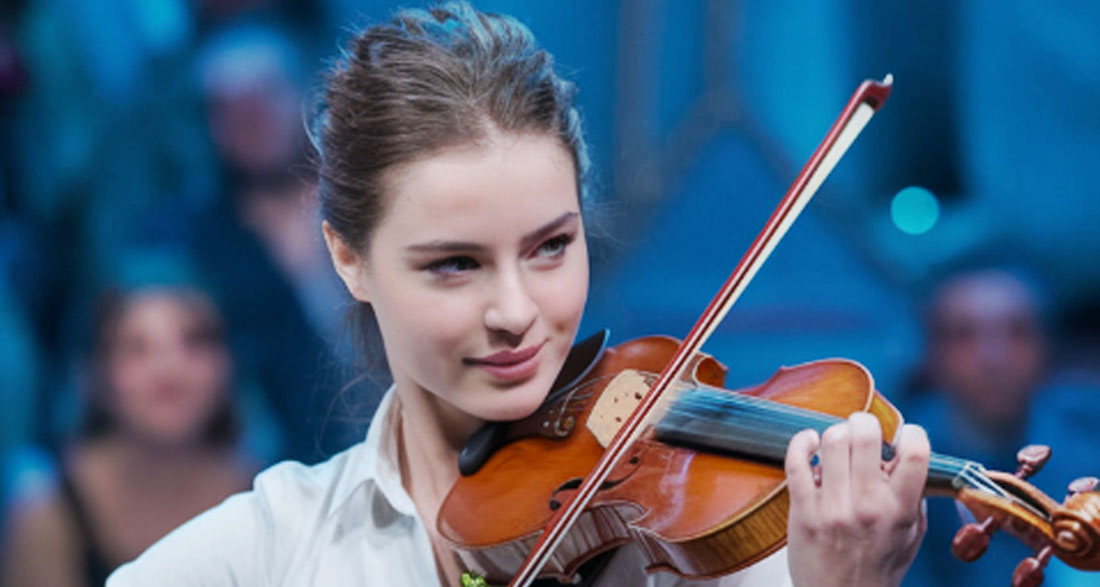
[107,390,793,586]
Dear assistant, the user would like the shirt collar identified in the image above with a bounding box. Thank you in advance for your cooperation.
[324,386,419,521]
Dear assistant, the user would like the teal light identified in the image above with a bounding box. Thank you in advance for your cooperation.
[890,186,939,235]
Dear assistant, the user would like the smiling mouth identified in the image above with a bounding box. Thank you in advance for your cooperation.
[464,342,545,382]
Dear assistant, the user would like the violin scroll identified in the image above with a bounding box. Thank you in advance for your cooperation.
[951,444,1053,563]
[1048,477,1100,568]
[1009,479,1100,587]
[948,445,1100,586]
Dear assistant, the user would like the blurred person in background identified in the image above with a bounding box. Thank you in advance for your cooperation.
[910,268,1048,464]
[5,0,340,468]
[184,21,366,463]
[901,266,1100,586]
[198,21,343,344]
[0,285,256,587]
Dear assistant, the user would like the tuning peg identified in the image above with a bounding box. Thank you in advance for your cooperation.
[1014,445,1052,480]
[952,516,997,562]
[1067,476,1098,496]
[1012,545,1052,587]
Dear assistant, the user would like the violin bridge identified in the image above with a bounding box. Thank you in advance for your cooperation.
[586,370,678,447]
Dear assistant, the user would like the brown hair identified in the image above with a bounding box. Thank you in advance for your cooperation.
[312,1,590,253]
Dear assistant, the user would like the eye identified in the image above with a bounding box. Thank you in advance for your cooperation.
[115,336,150,360]
[424,255,480,276]
[183,326,220,351]
[534,233,575,260]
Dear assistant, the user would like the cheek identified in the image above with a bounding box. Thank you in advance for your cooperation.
[540,263,589,330]
[187,350,230,403]
[931,348,978,396]
[940,342,977,373]
[105,362,169,434]
[1009,342,1043,372]
[372,284,479,376]
[546,287,586,334]
[108,358,149,405]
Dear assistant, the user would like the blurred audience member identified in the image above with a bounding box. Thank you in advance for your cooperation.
[902,268,1043,587]
[901,267,1100,586]
[199,22,343,342]
[1,286,255,587]
[917,269,1047,462]
[180,22,371,462]
[0,277,37,514]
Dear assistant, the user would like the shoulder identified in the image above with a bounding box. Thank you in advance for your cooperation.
[108,444,370,587]
[247,446,366,528]
[1,468,83,586]
[3,478,71,544]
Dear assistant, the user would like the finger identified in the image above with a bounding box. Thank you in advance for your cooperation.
[818,422,852,505]
[888,424,931,508]
[785,428,821,509]
[848,412,885,490]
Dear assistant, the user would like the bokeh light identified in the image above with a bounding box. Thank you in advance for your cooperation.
[890,186,940,235]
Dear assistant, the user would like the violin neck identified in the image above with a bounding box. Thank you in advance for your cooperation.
[655,386,983,494]
[926,453,990,494]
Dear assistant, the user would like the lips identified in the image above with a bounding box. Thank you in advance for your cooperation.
[464,342,545,382]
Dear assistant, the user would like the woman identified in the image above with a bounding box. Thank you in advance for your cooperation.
[108,3,930,585]
[2,286,255,587]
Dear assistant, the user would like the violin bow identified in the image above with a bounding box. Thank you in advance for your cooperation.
[507,74,895,587]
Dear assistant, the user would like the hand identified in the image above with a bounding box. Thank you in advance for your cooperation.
[784,412,930,587]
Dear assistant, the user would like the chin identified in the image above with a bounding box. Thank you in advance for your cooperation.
[475,375,555,422]
[137,426,205,448]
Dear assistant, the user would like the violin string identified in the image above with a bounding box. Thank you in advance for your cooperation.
[961,467,1012,500]
[666,387,849,435]
[926,453,1010,499]
[660,389,1016,501]
[660,388,871,466]
[672,387,839,424]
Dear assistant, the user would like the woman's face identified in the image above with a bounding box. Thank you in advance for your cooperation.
[338,132,588,426]
[106,293,231,446]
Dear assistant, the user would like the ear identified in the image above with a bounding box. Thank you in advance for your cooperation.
[322,221,371,303]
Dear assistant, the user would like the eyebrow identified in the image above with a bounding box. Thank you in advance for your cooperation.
[405,211,580,255]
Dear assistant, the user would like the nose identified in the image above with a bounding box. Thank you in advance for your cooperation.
[976,325,1014,369]
[151,339,189,375]
[484,268,538,340]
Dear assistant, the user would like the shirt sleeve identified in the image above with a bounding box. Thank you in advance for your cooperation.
[106,490,271,586]
[709,548,792,587]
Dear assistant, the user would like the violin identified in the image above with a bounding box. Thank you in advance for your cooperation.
[441,332,1100,586]
[438,76,1100,587]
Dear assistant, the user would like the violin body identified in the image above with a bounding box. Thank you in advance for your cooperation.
[439,336,903,583]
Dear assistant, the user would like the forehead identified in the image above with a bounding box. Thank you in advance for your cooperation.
[116,292,213,333]
[123,294,187,320]
[376,133,579,241]
[935,273,1037,326]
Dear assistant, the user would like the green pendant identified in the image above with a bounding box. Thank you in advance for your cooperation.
[460,571,489,587]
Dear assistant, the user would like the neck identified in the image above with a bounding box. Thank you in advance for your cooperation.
[949,397,1027,460]
[99,432,219,490]
[392,385,476,585]
[393,381,484,513]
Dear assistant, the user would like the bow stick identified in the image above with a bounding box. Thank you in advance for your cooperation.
[507,74,895,587]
